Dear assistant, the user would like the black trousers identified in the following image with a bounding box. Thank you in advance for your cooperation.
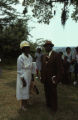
[44,81,57,112]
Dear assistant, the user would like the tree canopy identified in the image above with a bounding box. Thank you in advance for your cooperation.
[0,19,29,59]
[0,0,19,26]
[0,0,78,63]
[1,0,78,27]
[22,0,78,25]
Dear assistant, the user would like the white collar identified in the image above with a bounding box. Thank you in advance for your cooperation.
[49,50,52,57]
[22,53,30,59]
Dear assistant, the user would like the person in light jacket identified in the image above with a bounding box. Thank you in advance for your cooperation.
[16,41,35,111]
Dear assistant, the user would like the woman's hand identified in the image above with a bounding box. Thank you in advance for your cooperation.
[32,74,34,81]
[21,78,27,87]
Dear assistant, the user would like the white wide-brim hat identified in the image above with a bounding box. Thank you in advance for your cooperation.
[20,41,30,49]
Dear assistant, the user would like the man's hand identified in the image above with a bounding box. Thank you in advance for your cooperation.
[52,76,56,84]
[21,78,27,87]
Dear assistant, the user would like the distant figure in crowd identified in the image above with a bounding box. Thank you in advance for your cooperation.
[59,51,70,84]
[35,47,43,78]
[64,47,75,84]
[41,40,63,112]
[62,56,70,84]
[59,52,63,60]
[59,52,68,84]
[74,47,78,84]
[16,41,35,111]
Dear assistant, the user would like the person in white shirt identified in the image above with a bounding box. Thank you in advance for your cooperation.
[35,47,43,78]
[16,41,35,111]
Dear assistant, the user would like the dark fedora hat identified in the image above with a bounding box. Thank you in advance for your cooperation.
[43,40,54,47]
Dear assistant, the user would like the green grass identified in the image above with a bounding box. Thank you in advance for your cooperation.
[0,66,78,120]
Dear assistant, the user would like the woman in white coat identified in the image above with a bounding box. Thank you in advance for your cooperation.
[16,41,35,111]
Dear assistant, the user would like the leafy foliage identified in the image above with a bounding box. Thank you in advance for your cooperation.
[0,0,19,26]
[0,19,29,59]
[71,0,78,22]
[61,7,69,26]
[0,0,78,63]
[1,0,78,27]
[22,0,78,25]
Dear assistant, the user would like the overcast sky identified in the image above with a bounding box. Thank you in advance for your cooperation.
[18,0,78,47]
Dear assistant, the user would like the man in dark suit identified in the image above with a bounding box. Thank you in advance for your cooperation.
[41,40,63,112]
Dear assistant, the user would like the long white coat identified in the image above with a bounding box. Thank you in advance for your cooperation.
[16,53,36,100]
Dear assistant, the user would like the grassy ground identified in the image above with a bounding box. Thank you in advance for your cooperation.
[0,65,78,120]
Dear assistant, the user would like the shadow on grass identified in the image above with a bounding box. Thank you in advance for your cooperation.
[5,80,16,89]
[10,102,56,120]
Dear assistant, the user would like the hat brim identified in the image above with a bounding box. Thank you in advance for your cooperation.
[20,45,30,49]
[43,43,54,47]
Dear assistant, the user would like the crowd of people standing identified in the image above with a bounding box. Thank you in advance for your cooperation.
[16,40,78,113]
[59,47,78,85]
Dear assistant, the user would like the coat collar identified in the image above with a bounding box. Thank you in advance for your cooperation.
[49,50,53,57]
[22,53,30,59]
